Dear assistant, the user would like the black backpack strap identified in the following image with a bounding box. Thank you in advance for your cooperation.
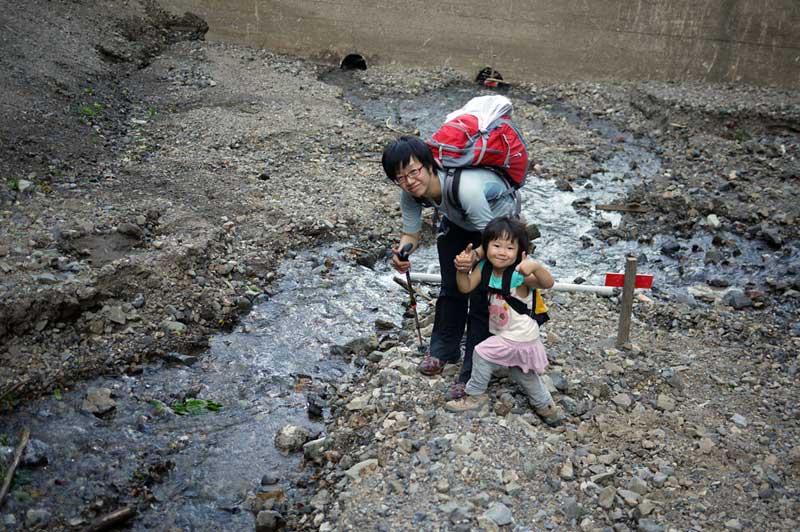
[500,267,530,316]
[444,168,465,219]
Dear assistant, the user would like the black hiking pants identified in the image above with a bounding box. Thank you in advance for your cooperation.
[429,218,490,384]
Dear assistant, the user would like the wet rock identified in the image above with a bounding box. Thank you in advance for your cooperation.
[261,472,280,486]
[303,437,328,464]
[722,289,753,309]
[81,387,116,416]
[274,425,310,453]
[255,510,284,532]
[25,508,51,528]
[660,241,681,256]
[22,438,49,467]
[117,222,143,238]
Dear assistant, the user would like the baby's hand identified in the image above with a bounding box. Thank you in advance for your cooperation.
[454,243,476,273]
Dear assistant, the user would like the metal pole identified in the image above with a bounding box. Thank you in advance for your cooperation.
[405,273,621,297]
[616,255,638,348]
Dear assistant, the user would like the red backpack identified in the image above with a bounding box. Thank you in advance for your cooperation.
[425,95,529,188]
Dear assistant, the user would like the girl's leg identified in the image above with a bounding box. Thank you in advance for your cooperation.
[510,368,553,409]
[510,368,562,426]
[464,349,500,396]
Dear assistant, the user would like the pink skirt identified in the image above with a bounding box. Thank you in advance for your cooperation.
[474,335,549,375]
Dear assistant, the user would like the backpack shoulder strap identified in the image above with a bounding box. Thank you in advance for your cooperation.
[444,168,465,218]
[500,267,530,316]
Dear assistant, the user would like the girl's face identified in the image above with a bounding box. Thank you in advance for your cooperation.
[486,234,520,271]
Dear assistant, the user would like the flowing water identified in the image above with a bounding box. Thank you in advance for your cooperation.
[1,71,794,531]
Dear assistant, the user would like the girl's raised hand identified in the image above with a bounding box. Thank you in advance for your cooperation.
[515,251,534,275]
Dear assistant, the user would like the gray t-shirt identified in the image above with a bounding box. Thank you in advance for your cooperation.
[400,167,520,234]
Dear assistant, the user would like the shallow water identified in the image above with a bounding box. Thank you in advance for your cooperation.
[327,72,796,296]
[0,248,409,530]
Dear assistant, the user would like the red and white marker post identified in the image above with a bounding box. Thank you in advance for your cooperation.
[605,256,654,348]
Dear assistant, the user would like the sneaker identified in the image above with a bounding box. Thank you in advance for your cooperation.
[445,394,488,413]
[418,355,447,376]
[444,381,466,401]
[535,401,563,427]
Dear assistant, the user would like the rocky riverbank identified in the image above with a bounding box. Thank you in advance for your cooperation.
[1,1,799,531]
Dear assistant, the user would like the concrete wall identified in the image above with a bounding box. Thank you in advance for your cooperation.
[160,0,800,87]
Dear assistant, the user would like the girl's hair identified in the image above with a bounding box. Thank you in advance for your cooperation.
[481,216,530,267]
[381,136,436,181]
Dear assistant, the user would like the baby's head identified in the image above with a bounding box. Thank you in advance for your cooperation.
[481,216,530,267]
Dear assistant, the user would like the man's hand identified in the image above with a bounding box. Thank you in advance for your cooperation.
[392,244,411,273]
[455,243,478,273]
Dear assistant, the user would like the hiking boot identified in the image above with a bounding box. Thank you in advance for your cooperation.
[535,401,563,427]
[444,381,466,401]
[445,394,488,413]
[418,355,447,376]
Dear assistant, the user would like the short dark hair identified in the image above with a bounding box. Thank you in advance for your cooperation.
[481,216,530,266]
[381,136,436,181]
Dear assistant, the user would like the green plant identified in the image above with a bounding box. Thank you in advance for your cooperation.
[80,102,103,118]
[53,388,62,401]
[732,129,751,142]
[147,106,157,118]
[84,87,94,96]
[7,179,18,191]
[0,434,9,445]
[172,399,223,416]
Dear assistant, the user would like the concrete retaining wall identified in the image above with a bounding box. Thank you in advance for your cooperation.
[160,0,800,87]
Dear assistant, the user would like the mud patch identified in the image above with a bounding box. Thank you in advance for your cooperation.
[69,233,144,267]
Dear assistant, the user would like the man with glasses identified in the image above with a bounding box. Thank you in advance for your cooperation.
[381,135,521,401]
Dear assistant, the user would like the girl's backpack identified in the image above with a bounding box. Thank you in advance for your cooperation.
[480,262,550,326]
[425,95,529,189]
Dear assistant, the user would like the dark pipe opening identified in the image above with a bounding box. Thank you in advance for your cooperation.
[341,54,367,70]
[476,67,504,87]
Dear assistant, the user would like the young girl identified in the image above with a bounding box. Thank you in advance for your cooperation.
[448,216,561,426]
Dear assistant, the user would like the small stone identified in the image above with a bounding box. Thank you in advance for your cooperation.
[25,508,51,528]
[707,214,721,228]
[598,486,616,509]
[81,388,116,416]
[730,413,748,427]
[274,425,310,453]
[637,518,666,532]
[617,488,641,506]
[698,437,715,453]
[560,460,575,480]
[483,502,513,526]
[636,500,656,517]
[656,394,676,411]
[345,458,379,481]
[612,393,632,408]
[724,518,743,530]
[255,510,283,532]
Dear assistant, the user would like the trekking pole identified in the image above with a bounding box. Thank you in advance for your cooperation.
[398,243,425,352]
